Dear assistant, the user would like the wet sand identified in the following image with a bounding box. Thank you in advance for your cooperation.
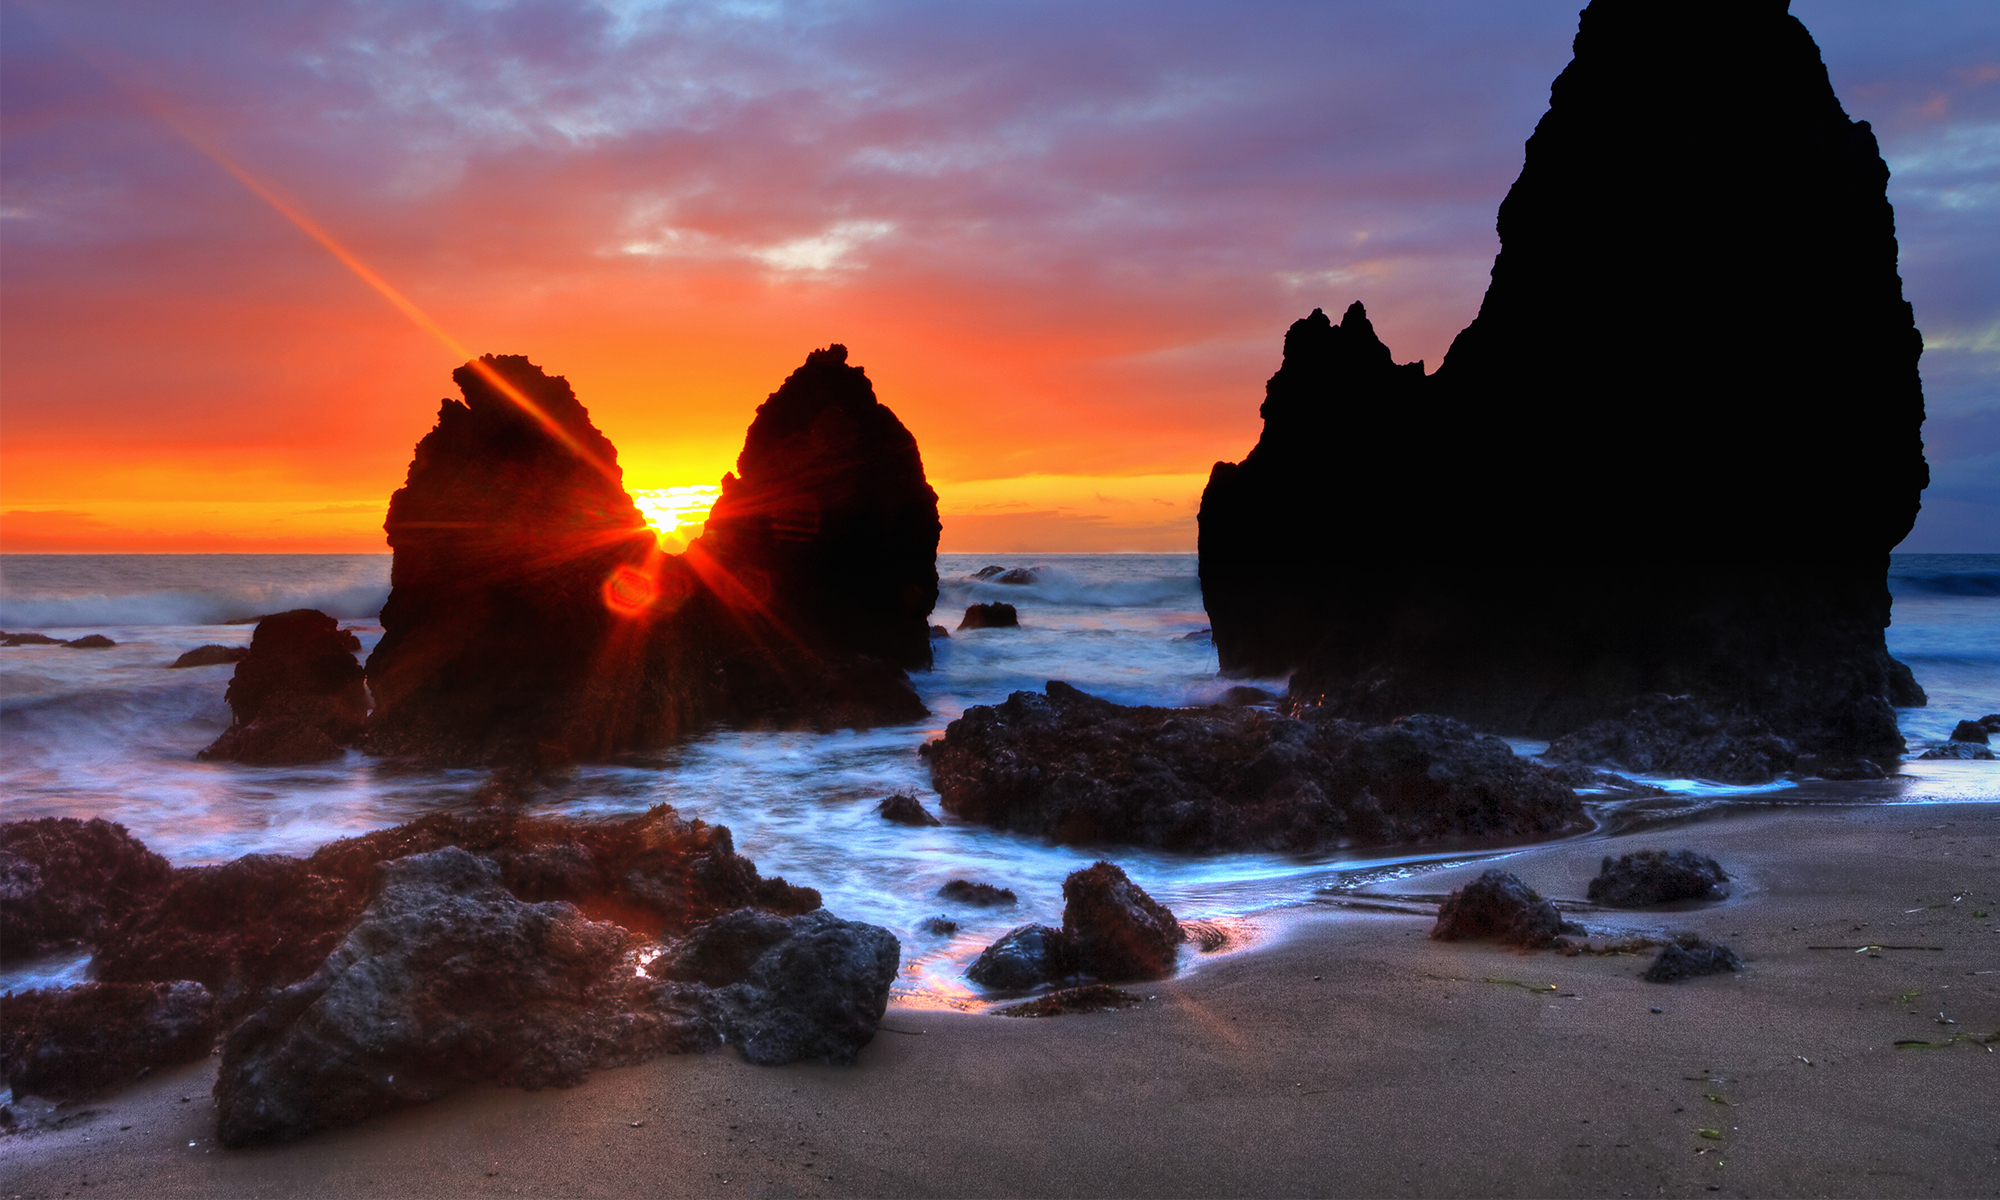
[4,801,1996,1198]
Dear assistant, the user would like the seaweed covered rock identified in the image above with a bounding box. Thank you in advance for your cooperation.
[1431,869,1568,948]
[1198,1,1927,769]
[1545,696,1803,784]
[0,817,171,961]
[1061,861,1182,982]
[199,610,367,765]
[1,982,219,1101]
[938,880,1018,908]
[1588,850,1729,907]
[924,681,1584,851]
[1643,936,1743,983]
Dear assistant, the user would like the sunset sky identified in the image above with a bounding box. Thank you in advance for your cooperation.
[3,0,1996,553]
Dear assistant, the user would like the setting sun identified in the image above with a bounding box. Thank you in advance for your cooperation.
[629,484,721,552]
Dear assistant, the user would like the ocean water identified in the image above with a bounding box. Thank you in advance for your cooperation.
[2,552,1996,1005]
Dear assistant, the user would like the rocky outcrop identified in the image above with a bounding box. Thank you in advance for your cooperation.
[958,602,1019,630]
[1588,850,1729,907]
[1544,696,1804,784]
[198,610,367,765]
[0,818,171,962]
[966,862,1181,991]
[1431,869,1572,948]
[64,635,115,649]
[1643,936,1743,983]
[1,982,219,1101]
[1948,718,1993,744]
[924,681,1586,852]
[0,631,65,646]
[1197,1,1927,769]
[1918,742,1995,761]
[170,645,250,669]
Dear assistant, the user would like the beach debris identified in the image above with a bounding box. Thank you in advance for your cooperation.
[1893,1032,1998,1051]
[995,984,1142,1018]
[169,644,250,669]
[1698,1129,1723,1140]
[1,981,219,1101]
[937,880,1017,907]
[1586,849,1729,907]
[925,682,1585,852]
[958,602,1019,630]
[876,792,941,827]
[196,609,367,765]
[1182,919,1232,952]
[0,817,173,963]
[1642,936,1742,984]
[1430,869,1571,948]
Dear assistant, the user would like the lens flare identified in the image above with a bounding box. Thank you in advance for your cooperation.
[602,563,662,617]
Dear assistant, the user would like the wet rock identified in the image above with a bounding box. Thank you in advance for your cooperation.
[1918,742,1995,761]
[199,610,368,765]
[0,631,64,646]
[878,793,941,827]
[930,624,951,639]
[1587,850,1729,907]
[1061,861,1182,981]
[1949,719,1991,744]
[996,984,1142,1018]
[917,916,959,936]
[1792,754,1887,781]
[1643,936,1743,983]
[937,880,1017,908]
[0,818,171,962]
[972,565,1006,580]
[170,644,250,669]
[1199,2,1927,772]
[1980,714,2000,733]
[63,635,115,649]
[687,909,900,1067]
[966,924,1072,990]
[1431,869,1566,948]
[1544,695,1797,785]
[993,568,1040,585]
[1,982,219,1101]
[958,602,1019,630]
[924,681,1584,852]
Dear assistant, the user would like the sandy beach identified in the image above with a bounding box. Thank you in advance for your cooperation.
[4,798,1994,1199]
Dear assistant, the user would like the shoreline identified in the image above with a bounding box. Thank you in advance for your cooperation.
[5,800,1995,1198]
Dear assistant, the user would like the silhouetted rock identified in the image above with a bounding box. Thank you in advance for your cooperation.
[1918,742,1995,761]
[1544,695,1800,784]
[966,924,1071,990]
[930,624,950,639]
[1980,715,2000,733]
[1198,2,1927,769]
[938,880,1018,908]
[1061,861,1182,982]
[1587,850,1729,908]
[0,818,171,962]
[0,631,64,646]
[170,644,250,669]
[1643,936,1743,983]
[1949,719,1990,744]
[958,602,1018,630]
[1431,869,1568,948]
[63,634,115,649]
[877,792,941,826]
[924,682,1584,851]
[2,982,219,1101]
[199,610,367,765]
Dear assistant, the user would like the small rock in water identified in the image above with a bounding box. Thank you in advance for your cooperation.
[916,916,959,937]
[877,793,941,827]
[937,880,1017,907]
[957,602,1018,631]
[929,624,950,639]
[0,631,66,646]
[63,634,116,649]
[966,924,1071,991]
[972,565,1007,580]
[1431,869,1567,948]
[993,567,1040,585]
[170,644,250,669]
[1948,719,1990,745]
[1587,850,1729,907]
[1918,742,1995,761]
[1643,936,1743,984]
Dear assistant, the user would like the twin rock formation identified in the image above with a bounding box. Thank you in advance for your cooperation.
[208,344,940,767]
[1199,0,1929,779]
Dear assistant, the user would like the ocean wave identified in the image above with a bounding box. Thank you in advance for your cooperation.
[0,579,390,629]
[939,563,1202,610]
[1889,567,2000,597]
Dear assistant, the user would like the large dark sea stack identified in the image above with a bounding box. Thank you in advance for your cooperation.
[694,345,940,672]
[1199,0,1927,770]
[363,356,656,765]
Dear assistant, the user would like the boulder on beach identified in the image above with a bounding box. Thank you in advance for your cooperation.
[0,817,171,962]
[198,609,368,765]
[967,923,1072,990]
[958,602,1019,630]
[170,644,250,669]
[1,981,219,1101]
[1430,869,1570,948]
[1197,1,1928,772]
[877,792,941,826]
[1061,861,1183,982]
[923,681,1586,852]
[1643,936,1743,984]
[1587,850,1729,908]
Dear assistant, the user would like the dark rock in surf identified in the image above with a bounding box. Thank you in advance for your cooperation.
[1643,936,1743,983]
[930,624,950,639]
[1061,861,1182,982]
[994,568,1040,585]
[958,602,1018,630]
[1949,719,1990,744]
[0,818,171,962]
[1587,850,1729,908]
[1,981,219,1101]
[877,792,941,826]
[917,915,959,936]
[973,565,1006,580]
[967,924,1072,990]
[171,644,250,669]
[923,681,1583,852]
[1431,869,1568,948]
[63,635,115,649]
[1980,714,2000,733]
[1544,695,1799,784]
[1197,2,1927,770]
[1918,742,1995,761]
[199,609,367,765]
[0,631,65,646]
[938,880,1018,908]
